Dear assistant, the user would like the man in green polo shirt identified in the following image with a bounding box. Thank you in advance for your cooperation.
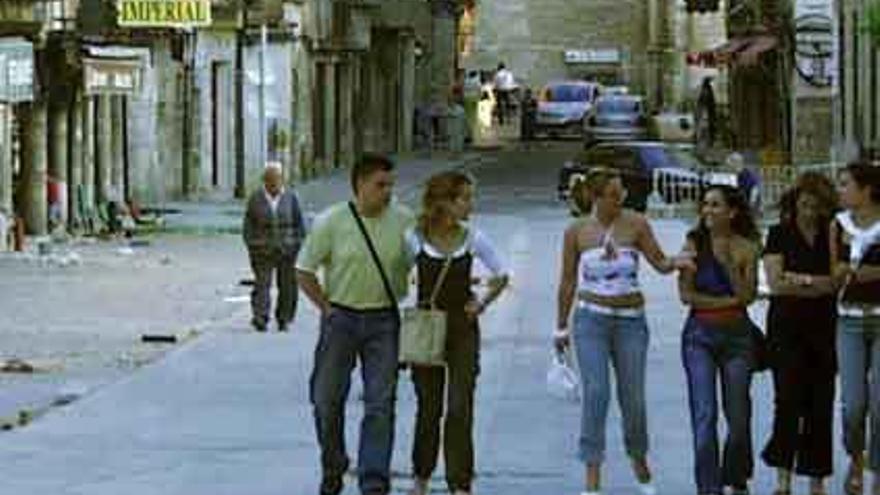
[296,153,414,495]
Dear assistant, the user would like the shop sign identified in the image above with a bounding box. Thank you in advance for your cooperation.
[117,0,212,28]
[83,58,143,96]
[0,39,34,103]
[564,48,621,64]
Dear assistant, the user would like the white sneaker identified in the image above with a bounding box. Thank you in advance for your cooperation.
[409,478,429,495]
[637,481,657,495]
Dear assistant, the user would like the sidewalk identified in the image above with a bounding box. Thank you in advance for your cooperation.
[0,152,484,440]
[159,152,484,235]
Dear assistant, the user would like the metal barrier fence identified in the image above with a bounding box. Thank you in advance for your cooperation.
[647,162,843,219]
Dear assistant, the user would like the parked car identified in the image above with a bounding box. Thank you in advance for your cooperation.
[584,95,648,147]
[601,85,630,96]
[534,81,601,138]
[651,111,696,142]
[557,141,736,213]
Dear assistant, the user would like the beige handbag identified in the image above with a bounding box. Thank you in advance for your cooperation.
[399,256,454,367]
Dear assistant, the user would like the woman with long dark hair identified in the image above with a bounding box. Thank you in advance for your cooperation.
[830,161,880,495]
[761,173,839,495]
[678,185,760,495]
[556,168,693,495]
[406,171,510,495]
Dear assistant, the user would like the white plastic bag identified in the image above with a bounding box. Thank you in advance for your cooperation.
[546,349,580,401]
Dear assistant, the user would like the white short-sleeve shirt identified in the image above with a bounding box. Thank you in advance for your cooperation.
[405,226,508,277]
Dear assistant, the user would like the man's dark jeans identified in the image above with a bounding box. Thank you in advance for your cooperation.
[309,305,399,495]
[682,314,754,495]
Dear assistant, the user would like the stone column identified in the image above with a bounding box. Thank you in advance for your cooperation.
[69,94,84,229]
[0,104,11,217]
[429,0,458,106]
[322,60,337,170]
[96,95,113,203]
[338,55,356,170]
[21,100,48,235]
[49,100,69,227]
[111,95,125,200]
[399,33,416,153]
[82,96,96,214]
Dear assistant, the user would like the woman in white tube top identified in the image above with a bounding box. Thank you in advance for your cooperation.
[555,167,694,495]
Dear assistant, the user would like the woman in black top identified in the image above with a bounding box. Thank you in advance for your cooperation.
[830,161,880,495]
[761,173,839,495]
[405,171,510,495]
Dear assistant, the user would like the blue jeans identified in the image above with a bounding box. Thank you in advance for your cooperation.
[681,314,754,495]
[572,306,650,464]
[309,306,400,495]
[837,316,880,471]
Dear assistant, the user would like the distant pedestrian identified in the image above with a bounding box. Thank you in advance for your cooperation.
[296,153,414,495]
[555,168,694,495]
[697,77,717,146]
[242,164,306,332]
[677,185,761,495]
[47,175,62,232]
[728,152,762,214]
[406,171,510,495]
[476,84,495,143]
[761,173,839,495]
[520,87,538,143]
[493,62,516,125]
[463,70,482,144]
[829,161,880,495]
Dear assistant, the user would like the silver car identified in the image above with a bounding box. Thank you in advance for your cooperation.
[534,81,600,138]
[584,95,648,146]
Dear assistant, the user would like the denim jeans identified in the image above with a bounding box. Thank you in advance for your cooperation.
[837,316,880,471]
[681,314,754,495]
[309,306,400,495]
[572,306,650,464]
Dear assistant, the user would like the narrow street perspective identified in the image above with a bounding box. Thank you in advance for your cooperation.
[2,1,880,495]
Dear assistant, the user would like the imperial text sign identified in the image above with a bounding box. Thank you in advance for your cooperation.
[117,0,212,28]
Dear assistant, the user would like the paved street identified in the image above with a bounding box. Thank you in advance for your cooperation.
[0,143,856,494]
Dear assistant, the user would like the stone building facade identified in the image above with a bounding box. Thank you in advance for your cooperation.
[0,0,441,236]
[461,0,657,99]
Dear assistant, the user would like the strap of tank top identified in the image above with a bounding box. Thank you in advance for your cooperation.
[427,255,454,309]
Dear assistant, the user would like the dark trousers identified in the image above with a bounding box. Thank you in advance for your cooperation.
[310,307,400,495]
[411,315,479,491]
[249,249,298,326]
[682,315,754,494]
[761,330,835,477]
[495,90,512,125]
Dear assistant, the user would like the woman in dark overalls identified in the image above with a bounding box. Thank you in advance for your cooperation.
[761,173,839,495]
[678,185,761,495]
[406,171,510,495]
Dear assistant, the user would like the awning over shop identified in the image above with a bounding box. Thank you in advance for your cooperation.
[687,34,778,68]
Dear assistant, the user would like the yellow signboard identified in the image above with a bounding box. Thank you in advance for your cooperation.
[117,0,212,28]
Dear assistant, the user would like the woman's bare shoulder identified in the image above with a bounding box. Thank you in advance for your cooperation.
[732,235,760,259]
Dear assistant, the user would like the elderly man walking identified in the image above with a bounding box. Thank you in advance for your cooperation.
[243,164,306,332]
[296,153,414,495]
